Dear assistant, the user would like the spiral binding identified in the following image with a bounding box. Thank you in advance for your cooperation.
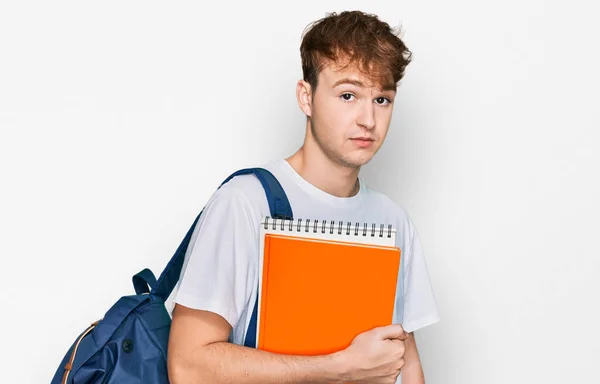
[263,216,394,238]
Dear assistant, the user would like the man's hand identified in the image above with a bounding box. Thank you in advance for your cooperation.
[335,324,409,384]
[168,304,411,384]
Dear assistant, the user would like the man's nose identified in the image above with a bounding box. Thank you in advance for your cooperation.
[357,101,376,130]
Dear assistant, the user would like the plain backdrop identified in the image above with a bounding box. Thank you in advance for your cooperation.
[1,1,599,383]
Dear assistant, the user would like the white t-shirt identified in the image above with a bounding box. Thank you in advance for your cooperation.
[173,159,439,366]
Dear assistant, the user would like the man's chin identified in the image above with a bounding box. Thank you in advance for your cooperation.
[339,155,373,169]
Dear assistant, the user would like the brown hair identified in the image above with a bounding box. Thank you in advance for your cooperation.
[300,10,412,93]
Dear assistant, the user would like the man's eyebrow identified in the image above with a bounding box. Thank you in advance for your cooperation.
[332,77,397,92]
[333,78,366,88]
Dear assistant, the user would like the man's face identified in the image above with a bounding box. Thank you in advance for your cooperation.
[307,62,397,169]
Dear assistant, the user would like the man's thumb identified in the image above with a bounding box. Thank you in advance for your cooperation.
[376,324,407,340]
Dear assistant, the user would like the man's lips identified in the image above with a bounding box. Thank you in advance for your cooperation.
[350,137,375,147]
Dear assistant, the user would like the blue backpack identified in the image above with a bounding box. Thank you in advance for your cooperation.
[51,168,294,384]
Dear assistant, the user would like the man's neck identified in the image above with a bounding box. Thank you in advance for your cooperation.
[285,146,360,198]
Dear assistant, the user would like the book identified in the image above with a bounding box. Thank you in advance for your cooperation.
[256,217,401,356]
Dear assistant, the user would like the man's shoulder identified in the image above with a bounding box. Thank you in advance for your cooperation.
[207,164,278,215]
[217,171,268,198]
[362,183,411,221]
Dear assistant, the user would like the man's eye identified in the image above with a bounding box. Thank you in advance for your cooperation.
[375,97,391,105]
[341,93,355,101]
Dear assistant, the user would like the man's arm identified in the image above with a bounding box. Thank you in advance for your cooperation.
[401,333,425,384]
[167,304,342,384]
[167,304,409,384]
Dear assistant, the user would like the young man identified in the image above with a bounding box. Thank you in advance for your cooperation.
[167,10,439,384]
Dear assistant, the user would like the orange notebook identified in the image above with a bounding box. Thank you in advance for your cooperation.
[256,218,401,356]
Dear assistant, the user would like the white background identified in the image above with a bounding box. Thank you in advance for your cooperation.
[1,1,599,383]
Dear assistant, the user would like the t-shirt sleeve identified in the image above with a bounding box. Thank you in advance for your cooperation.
[401,219,441,333]
[172,185,260,330]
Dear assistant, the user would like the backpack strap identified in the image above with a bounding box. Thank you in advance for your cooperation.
[150,167,293,308]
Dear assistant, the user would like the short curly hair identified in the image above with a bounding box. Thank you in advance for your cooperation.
[300,10,412,92]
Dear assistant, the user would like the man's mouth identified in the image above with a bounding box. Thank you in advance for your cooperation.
[350,137,375,148]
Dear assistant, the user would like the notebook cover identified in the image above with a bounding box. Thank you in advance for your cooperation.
[257,233,401,355]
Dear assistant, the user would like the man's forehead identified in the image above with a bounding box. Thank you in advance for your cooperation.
[319,63,396,92]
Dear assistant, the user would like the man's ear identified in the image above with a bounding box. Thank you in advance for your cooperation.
[296,80,313,117]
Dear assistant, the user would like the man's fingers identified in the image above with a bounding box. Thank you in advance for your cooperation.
[397,330,409,341]
[389,330,409,341]
[375,324,406,340]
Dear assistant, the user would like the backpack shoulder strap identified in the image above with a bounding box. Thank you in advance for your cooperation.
[150,167,293,303]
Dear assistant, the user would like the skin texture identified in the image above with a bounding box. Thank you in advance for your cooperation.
[288,58,396,198]
[167,60,426,384]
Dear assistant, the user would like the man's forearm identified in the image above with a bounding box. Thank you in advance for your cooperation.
[169,340,348,384]
[401,361,425,384]
[401,333,425,384]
